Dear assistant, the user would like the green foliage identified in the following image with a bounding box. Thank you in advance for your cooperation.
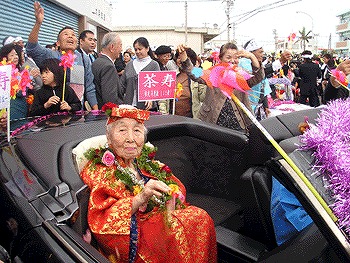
[83,142,182,212]
[84,147,104,166]
[297,27,313,51]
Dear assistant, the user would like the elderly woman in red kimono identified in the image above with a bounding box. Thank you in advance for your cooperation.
[80,102,217,263]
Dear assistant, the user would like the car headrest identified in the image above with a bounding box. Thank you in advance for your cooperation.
[72,135,107,173]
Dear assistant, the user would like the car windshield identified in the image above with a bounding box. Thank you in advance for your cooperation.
[0,111,107,141]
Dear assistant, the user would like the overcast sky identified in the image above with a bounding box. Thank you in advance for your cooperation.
[112,0,346,51]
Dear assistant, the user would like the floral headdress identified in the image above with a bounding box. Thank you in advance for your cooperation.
[101,102,150,124]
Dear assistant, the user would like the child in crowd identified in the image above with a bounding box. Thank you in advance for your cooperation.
[29,58,81,116]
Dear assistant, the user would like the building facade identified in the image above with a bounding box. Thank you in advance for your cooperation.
[113,26,220,55]
[335,10,350,57]
[1,0,112,48]
[275,38,317,54]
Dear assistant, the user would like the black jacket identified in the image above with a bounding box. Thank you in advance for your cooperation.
[29,85,81,116]
[297,61,321,95]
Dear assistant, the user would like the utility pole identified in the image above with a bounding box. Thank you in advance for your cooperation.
[273,29,278,52]
[225,0,234,42]
[184,1,188,45]
[232,22,236,42]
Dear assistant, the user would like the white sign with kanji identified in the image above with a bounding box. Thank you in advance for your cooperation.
[0,65,11,109]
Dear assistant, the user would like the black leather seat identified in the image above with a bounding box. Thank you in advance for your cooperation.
[240,166,277,250]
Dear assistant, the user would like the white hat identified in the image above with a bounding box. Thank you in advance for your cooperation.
[301,50,313,59]
[244,38,262,52]
[3,36,15,46]
[301,54,313,59]
[15,36,24,42]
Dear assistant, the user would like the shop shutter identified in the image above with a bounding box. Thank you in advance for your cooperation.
[1,0,79,47]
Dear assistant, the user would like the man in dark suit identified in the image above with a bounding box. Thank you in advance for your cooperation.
[92,32,124,108]
[77,30,98,63]
[297,50,322,107]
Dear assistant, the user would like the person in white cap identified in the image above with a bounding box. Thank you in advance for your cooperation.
[242,38,293,118]
[2,36,15,46]
[14,37,25,49]
[241,38,272,120]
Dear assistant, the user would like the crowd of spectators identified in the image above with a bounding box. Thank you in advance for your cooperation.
[2,2,350,262]
[1,1,350,133]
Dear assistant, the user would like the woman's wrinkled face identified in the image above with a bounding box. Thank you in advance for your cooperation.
[107,118,145,161]
[221,48,238,64]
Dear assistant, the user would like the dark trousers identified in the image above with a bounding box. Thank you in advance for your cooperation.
[299,87,320,107]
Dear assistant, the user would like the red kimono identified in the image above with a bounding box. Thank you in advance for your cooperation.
[80,161,217,263]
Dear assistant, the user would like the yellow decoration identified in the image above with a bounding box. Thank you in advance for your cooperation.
[133,185,143,195]
[168,184,179,195]
[201,60,212,70]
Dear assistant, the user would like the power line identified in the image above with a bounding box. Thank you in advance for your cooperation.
[232,0,301,25]
[232,0,286,19]
[216,0,301,44]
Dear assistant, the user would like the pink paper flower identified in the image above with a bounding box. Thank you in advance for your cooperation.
[102,150,115,166]
[208,62,252,97]
[59,51,76,70]
[210,50,220,64]
[331,69,348,87]
[19,69,32,96]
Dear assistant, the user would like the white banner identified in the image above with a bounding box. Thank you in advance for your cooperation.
[0,65,12,109]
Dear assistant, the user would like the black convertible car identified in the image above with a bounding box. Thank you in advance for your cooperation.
[0,109,349,262]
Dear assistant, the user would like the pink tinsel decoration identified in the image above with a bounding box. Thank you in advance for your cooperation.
[300,98,350,235]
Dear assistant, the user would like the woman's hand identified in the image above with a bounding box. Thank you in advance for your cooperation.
[44,95,60,109]
[330,60,350,88]
[236,50,260,68]
[144,101,153,110]
[132,179,170,213]
[177,44,188,62]
[140,179,170,202]
[337,59,350,75]
[236,50,254,60]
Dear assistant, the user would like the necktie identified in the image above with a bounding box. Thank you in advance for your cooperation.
[89,54,95,63]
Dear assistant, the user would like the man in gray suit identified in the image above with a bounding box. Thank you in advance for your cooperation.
[92,32,124,108]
